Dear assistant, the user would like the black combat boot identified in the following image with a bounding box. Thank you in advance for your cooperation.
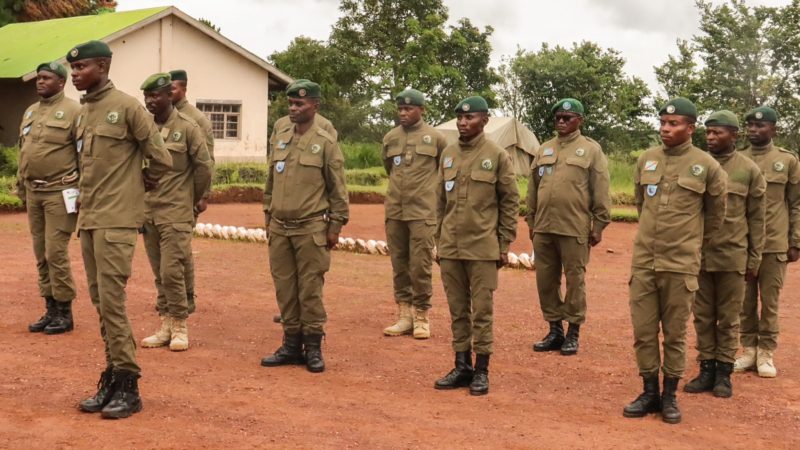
[683,359,716,393]
[303,334,325,373]
[623,375,661,418]
[79,366,115,413]
[469,354,490,396]
[661,376,682,424]
[101,370,143,419]
[434,351,474,389]
[712,361,733,398]
[560,323,580,355]
[44,300,73,335]
[261,332,304,366]
[187,291,196,315]
[29,296,55,332]
[533,321,564,352]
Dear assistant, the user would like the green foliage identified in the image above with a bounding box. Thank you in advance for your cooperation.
[198,17,221,33]
[0,0,116,27]
[0,175,22,209]
[0,145,19,177]
[608,156,635,200]
[501,42,654,154]
[611,208,639,223]
[341,142,382,169]
[345,167,386,186]
[213,163,267,185]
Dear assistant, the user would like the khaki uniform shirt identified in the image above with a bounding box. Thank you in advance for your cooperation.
[76,81,173,230]
[742,143,800,252]
[632,140,727,275]
[436,133,519,260]
[263,120,349,235]
[174,98,214,162]
[382,120,447,222]
[270,114,337,159]
[525,130,611,237]
[702,151,766,273]
[145,108,213,224]
[17,91,81,197]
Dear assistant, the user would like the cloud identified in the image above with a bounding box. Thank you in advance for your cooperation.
[589,0,699,35]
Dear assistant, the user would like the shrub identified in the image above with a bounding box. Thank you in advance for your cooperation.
[342,142,382,169]
[0,146,19,177]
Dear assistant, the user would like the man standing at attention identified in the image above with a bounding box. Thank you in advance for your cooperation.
[261,80,349,373]
[381,88,447,339]
[434,96,518,396]
[139,73,212,352]
[735,107,800,378]
[527,98,611,356]
[17,61,81,335]
[68,40,172,419]
[684,110,765,398]
[169,69,215,315]
[623,97,726,424]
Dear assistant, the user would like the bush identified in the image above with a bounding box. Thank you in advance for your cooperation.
[0,146,19,177]
[213,163,267,185]
[342,142,381,169]
[346,167,386,186]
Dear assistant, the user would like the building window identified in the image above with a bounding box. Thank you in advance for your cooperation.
[197,101,241,139]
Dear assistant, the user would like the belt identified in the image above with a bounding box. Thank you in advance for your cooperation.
[272,212,328,229]
[31,171,78,189]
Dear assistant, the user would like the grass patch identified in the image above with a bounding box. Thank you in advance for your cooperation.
[342,142,382,169]
[611,207,639,222]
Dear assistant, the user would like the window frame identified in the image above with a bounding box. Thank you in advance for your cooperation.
[196,99,242,141]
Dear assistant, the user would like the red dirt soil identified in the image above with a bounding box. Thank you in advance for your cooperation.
[1,203,799,449]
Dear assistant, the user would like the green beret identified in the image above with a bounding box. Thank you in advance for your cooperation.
[745,106,777,123]
[140,73,172,92]
[454,96,489,113]
[705,110,739,129]
[36,61,67,79]
[395,89,425,106]
[659,97,697,120]
[66,40,112,62]
[169,70,187,82]
[551,98,585,116]
[286,80,321,98]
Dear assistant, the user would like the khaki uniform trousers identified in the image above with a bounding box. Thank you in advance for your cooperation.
[269,231,330,335]
[533,233,589,324]
[183,213,199,304]
[385,219,435,310]
[25,190,77,302]
[741,253,787,351]
[629,268,698,378]
[440,259,498,355]
[143,221,193,320]
[694,271,744,363]
[80,228,140,373]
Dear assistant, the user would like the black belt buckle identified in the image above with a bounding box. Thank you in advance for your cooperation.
[280,219,301,230]
[31,180,48,188]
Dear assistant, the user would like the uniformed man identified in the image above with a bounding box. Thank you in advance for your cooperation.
[381,88,447,339]
[526,98,611,355]
[261,80,349,373]
[734,106,800,378]
[67,40,173,419]
[139,73,212,352]
[433,96,519,396]
[16,61,80,335]
[169,69,216,315]
[684,110,765,398]
[623,97,726,424]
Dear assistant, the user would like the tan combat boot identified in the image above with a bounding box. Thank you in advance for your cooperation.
[412,307,430,339]
[733,346,757,372]
[756,348,777,378]
[383,303,413,336]
[141,315,172,348]
[169,318,189,352]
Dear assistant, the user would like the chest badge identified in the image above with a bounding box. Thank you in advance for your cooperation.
[393,155,402,166]
[644,161,658,171]
[575,148,585,157]
[443,156,454,168]
[23,125,31,135]
[26,110,32,119]
[445,180,455,192]
[481,159,493,170]
[542,148,554,157]
[76,115,82,127]
[311,144,321,154]
[546,166,554,175]
[774,161,785,172]
[423,135,432,144]
[54,111,64,119]
[106,111,119,124]
[276,161,285,173]
[172,131,182,142]
[646,184,658,197]
[538,166,545,177]
[691,164,704,177]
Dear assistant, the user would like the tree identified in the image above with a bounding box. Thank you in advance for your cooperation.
[198,17,220,34]
[508,41,654,154]
[0,0,116,27]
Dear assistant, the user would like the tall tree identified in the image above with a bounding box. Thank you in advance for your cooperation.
[1,0,116,26]
[508,41,653,154]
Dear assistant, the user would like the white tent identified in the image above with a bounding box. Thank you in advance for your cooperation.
[435,117,540,176]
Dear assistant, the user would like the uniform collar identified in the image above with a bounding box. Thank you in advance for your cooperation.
[662,139,693,156]
[749,141,774,154]
[39,90,64,105]
[158,107,179,129]
[711,149,736,163]
[557,129,581,145]
[81,80,115,104]
[458,132,485,150]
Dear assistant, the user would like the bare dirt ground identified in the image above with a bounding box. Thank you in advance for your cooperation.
[1,203,799,449]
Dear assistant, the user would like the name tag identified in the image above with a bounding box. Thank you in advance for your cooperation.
[23,125,31,135]
[393,155,402,166]
[276,161,285,173]
[445,180,455,192]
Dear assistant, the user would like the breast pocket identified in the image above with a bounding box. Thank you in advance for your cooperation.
[470,169,497,205]
[443,169,458,200]
[166,142,189,172]
[93,124,128,162]
[562,156,590,185]
[639,171,662,202]
[674,176,706,210]
[385,140,403,167]
[726,181,748,218]
[299,151,324,184]
[42,120,71,145]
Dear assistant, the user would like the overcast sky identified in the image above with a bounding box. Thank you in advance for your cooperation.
[117,0,791,95]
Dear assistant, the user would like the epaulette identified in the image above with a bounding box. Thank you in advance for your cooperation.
[316,127,335,143]
[177,111,199,127]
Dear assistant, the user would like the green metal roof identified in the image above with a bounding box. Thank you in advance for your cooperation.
[0,7,168,79]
